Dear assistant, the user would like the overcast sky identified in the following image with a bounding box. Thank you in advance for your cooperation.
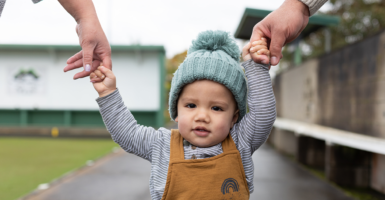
[0,0,330,57]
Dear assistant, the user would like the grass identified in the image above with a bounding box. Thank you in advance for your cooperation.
[0,137,118,200]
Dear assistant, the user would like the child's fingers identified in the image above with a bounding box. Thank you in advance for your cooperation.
[98,66,115,79]
[242,42,251,57]
[251,39,268,48]
[256,49,271,58]
[253,54,270,65]
[250,45,268,53]
[90,72,103,83]
[94,70,105,79]
[90,72,97,79]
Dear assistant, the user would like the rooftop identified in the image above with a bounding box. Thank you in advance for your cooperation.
[235,8,340,40]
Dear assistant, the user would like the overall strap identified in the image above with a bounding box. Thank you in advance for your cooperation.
[170,129,237,159]
[221,133,238,152]
[170,129,184,161]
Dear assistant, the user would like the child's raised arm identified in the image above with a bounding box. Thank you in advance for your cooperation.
[91,66,164,162]
[233,38,276,153]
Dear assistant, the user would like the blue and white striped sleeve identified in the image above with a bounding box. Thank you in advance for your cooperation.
[96,89,163,162]
[234,59,276,153]
[0,0,6,17]
[0,0,43,18]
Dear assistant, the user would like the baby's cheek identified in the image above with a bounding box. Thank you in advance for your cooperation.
[177,115,189,133]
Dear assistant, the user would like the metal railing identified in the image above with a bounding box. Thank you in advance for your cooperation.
[274,118,385,155]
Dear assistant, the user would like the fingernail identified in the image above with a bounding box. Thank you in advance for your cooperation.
[101,75,105,79]
[262,60,268,64]
[271,56,278,65]
[85,64,91,72]
[90,80,96,83]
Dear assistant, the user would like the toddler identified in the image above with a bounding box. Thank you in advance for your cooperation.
[91,31,276,200]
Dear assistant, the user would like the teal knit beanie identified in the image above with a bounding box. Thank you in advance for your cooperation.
[168,30,247,123]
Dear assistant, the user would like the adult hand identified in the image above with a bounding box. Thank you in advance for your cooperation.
[250,0,310,66]
[58,0,111,81]
[63,20,111,81]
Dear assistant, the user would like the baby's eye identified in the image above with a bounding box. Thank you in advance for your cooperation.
[212,106,223,111]
[186,104,196,108]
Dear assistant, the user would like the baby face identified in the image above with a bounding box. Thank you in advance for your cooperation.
[175,80,239,147]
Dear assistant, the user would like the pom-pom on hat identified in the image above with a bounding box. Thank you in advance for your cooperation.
[168,30,247,122]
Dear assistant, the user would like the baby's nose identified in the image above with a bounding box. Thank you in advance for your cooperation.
[195,109,210,122]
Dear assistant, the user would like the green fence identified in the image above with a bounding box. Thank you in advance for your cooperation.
[0,110,158,128]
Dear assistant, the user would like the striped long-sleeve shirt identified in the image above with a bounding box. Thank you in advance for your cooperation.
[0,0,42,17]
[96,59,276,200]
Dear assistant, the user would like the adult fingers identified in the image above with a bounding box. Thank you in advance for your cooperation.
[66,51,100,65]
[82,44,96,73]
[67,51,82,64]
[82,60,102,81]
[64,53,102,72]
[101,54,112,70]
[250,23,266,44]
[64,58,83,72]
[269,30,286,66]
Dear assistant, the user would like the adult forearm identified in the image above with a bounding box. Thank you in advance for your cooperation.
[57,0,98,23]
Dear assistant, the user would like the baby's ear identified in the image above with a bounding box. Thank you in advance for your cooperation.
[175,116,179,122]
[231,110,239,128]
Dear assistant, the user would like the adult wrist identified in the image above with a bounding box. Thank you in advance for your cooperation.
[283,0,310,17]
[297,0,327,16]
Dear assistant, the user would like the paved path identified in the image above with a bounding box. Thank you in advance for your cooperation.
[25,145,353,200]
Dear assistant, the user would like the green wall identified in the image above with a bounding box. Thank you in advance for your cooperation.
[0,110,158,128]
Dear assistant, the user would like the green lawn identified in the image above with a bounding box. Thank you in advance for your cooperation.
[0,137,118,200]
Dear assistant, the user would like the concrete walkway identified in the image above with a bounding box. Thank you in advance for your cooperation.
[24,145,353,200]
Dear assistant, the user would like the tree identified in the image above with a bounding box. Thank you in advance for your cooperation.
[282,0,385,65]
[164,50,188,121]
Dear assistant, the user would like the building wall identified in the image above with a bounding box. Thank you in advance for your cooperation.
[318,33,381,138]
[272,30,385,194]
[277,59,319,123]
[0,45,165,127]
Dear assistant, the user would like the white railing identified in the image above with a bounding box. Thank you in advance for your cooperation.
[274,118,385,155]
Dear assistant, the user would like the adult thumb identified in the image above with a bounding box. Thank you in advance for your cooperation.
[250,24,264,44]
[269,31,285,66]
[102,56,112,71]
[82,44,95,72]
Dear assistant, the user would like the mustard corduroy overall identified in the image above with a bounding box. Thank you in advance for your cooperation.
[161,129,250,200]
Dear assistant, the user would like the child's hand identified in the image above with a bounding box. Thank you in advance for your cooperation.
[242,37,270,66]
[90,65,117,97]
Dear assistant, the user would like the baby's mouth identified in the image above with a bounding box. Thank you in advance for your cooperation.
[192,127,210,137]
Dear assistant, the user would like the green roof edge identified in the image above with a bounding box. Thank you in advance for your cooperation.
[235,7,340,39]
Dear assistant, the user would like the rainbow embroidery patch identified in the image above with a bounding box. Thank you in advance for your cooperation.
[221,178,239,194]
